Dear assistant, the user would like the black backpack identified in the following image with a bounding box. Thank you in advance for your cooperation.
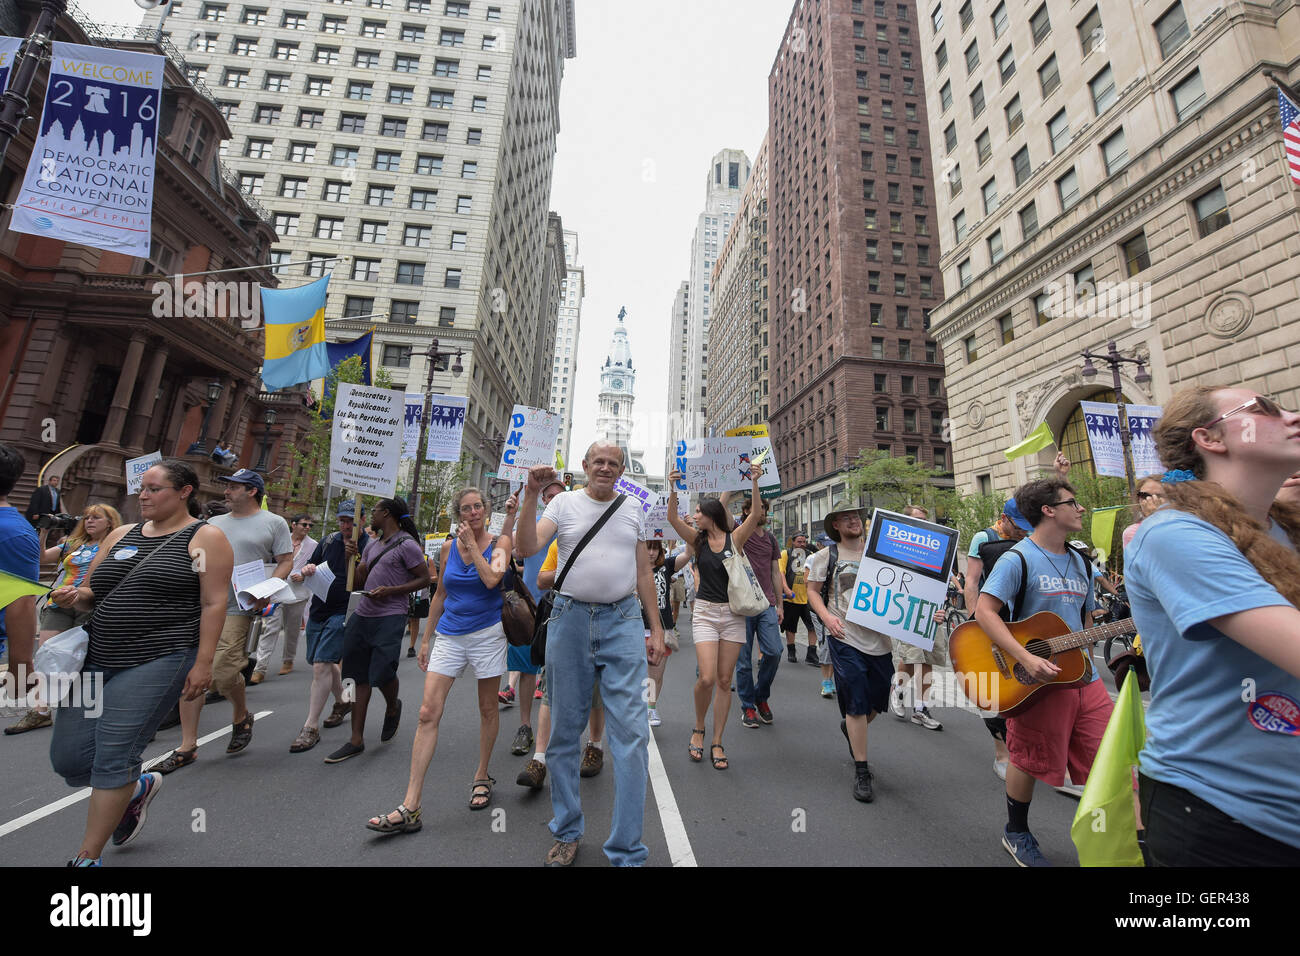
[819,543,839,606]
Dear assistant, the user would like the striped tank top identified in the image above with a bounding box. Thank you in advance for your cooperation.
[86,522,204,669]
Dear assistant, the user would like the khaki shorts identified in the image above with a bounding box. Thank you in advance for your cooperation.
[692,598,746,644]
[212,615,253,696]
[891,628,949,666]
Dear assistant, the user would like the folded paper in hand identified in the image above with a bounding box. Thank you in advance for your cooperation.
[236,576,292,610]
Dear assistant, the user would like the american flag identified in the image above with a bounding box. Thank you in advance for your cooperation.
[1282,89,1300,186]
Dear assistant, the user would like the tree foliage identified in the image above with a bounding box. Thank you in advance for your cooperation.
[844,449,945,513]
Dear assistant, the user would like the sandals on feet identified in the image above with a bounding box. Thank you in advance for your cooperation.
[688,728,705,762]
[290,727,320,753]
[226,712,254,754]
[153,747,197,775]
[469,777,496,810]
[366,804,422,834]
[710,744,729,771]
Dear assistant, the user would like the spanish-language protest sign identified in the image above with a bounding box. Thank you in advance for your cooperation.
[1080,402,1163,478]
[11,42,164,257]
[426,394,468,462]
[844,509,959,651]
[726,423,782,499]
[643,492,692,540]
[329,383,404,497]
[613,476,654,516]
[124,451,161,495]
[671,437,752,494]
[0,37,22,95]
[497,405,559,484]
[402,393,423,460]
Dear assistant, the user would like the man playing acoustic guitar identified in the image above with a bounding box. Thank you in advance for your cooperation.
[974,478,1113,867]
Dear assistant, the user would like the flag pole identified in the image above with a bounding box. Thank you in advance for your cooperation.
[346,493,362,591]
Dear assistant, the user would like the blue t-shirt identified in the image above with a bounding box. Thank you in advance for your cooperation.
[982,536,1099,682]
[522,515,556,603]
[0,506,40,655]
[437,539,503,636]
[1126,508,1300,849]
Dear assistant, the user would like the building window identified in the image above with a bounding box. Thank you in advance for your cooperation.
[999,313,1014,344]
[939,81,952,111]
[1040,54,1060,97]
[461,161,477,179]
[403,225,432,247]
[1102,128,1128,174]
[1020,201,1039,239]
[1122,232,1151,276]
[1078,6,1103,57]
[355,50,379,68]
[321,15,344,32]
[361,19,385,37]
[472,95,487,113]
[395,262,424,285]
[280,177,307,198]
[395,54,419,73]
[439,307,456,327]
[456,195,472,214]
[314,47,340,65]
[1057,168,1081,210]
[446,0,469,14]
[1090,64,1116,114]
[287,142,315,163]
[222,68,249,88]
[904,410,918,434]
[876,407,890,431]
[409,188,437,210]
[477,65,492,81]
[935,41,947,71]
[339,114,365,134]
[382,345,412,368]
[415,155,443,176]
[988,229,1004,264]
[444,268,462,288]
[981,177,998,215]
[964,40,979,74]
[1155,2,1190,58]
[367,185,395,206]
[874,373,887,392]
[1012,145,1032,186]
[232,38,259,56]
[991,1,1007,37]
[373,150,402,171]
[1035,291,1053,325]
[428,90,454,109]
[970,83,985,118]
[202,3,228,20]
[1048,109,1070,154]
[1193,184,1230,238]
[245,138,272,159]
[953,209,967,243]
[963,334,977,362]
[330,145,358,167]
[434,58,459,77]
[872,337,885,359]
[346,81,373,100]
[423,121,449,142]
[253,104,281,125]
[381,117,408,137]
[273,41,298,59]
[316,217,344,240]
[344,296,375,318]
[390,301,419,324]
[305,77,331,96]
[450,231,467,250]
[272,212,298,236]
[352,259,381,281]
[1005,94,1023,134]
[944,122,957,153]
[976,128,991,165]
[482,34,497,50]
[387,86,413,105]
[1030,2,1051,44]
[958,258,972,287]
[1171,70,1206,122]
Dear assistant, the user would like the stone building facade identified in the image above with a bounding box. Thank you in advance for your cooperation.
[549,228,583,464]
[924,0,1299,493]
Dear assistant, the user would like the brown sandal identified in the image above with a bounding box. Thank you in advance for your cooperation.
[688,729,705,762]
[469,777,495,810]
[153,747,197,775]
[366,804,422,834]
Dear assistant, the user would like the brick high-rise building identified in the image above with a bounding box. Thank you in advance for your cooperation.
[146,0,577,487]
[768,0,950,538]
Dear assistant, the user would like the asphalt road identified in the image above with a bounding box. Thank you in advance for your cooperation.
[0,623,1102,867]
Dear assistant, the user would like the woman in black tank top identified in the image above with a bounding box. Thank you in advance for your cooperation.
[46,460,233,867]
[665,466,766,771]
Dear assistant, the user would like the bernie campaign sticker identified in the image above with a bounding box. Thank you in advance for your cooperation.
[113,546,139,560]
[1247,692,1300,736]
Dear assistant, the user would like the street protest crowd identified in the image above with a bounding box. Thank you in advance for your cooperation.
[1,383,1298,868]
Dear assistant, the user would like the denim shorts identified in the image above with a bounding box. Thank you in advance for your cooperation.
[825,637,893,717]
[341,613,407,687]
[305,614,346,664]
[49,647,196,790]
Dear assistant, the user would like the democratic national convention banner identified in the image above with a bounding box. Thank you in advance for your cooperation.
[0,37,23,96]
[844,509,959,651]
[643,492,691,541]
[10,42,164,257]
[329,383,404,497]
[1079,402,1164,479]
[497,404,559,484]
[425,394,467,462]
[671,437,752,494]
[613,476,654,516]
[725,423,782,500]
[402,393,423,460]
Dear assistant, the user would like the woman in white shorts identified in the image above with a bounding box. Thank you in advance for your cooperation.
[666,466,766,771]
[366,487,512,834]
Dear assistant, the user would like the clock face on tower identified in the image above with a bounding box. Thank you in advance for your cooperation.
[612,378,624,390]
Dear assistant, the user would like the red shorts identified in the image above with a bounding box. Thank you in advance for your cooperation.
[1006,679,1113,788]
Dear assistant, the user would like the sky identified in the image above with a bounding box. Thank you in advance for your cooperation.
[75,0,797,472]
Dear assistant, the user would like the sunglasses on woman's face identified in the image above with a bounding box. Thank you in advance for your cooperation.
[1202,395,1285,429]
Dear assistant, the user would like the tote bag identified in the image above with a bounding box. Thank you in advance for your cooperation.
[725,547,769,617]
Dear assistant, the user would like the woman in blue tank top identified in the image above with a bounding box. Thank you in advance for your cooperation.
[367,487,513,835]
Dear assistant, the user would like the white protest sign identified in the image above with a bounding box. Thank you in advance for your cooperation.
[497,405,559,484]
[402,393,423,460]
[671,437,753,494]
[725,424,781,494]
[124,451,161,495]
[329,383,404,497]
[11,43,164,256]
[643,492,692,540]
[843,509,960,651]
[488,512,505,535]
[613,476,654,516]
[425,394,467,462]
[424,533,442,560]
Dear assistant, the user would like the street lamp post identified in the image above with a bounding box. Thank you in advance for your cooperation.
[186,380,224,455]
[410,337,464,520]
[253,407,277,473]
[1080,340,1152,498]
[0,0,69,168]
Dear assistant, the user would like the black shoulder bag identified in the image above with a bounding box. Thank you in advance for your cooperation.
[530,494,627,667]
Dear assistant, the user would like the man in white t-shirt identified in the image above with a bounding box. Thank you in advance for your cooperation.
[517,443,665,867]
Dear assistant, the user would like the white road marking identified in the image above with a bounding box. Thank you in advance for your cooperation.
[645,725,697,867]
[0,710,273,840]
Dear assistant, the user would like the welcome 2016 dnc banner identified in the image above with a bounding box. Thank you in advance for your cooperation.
[0,37,22,95]
[10,43,164,257]
[1079,402,1163,478]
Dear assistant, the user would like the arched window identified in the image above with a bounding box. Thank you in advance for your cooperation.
[612,402,619,416]
[1058,388,1117,476]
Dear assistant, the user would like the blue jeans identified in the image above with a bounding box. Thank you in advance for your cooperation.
[736,604,782,710]
[546,592,650,866]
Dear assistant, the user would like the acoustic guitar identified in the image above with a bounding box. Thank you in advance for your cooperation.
[948,611,1138,716]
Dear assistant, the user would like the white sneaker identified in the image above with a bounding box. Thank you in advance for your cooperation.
[909,707,943,731]
[1054,774,1084,798]
[993,758,1008,781]
[888,690,907,720]
[648,708,661,727]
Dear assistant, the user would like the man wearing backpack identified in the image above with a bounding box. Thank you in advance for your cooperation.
[974,478,1114,867]
[960,499,1033,780]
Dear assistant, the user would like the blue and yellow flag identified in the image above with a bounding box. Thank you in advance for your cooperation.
[261,274,331,391]
[0,569,47,611]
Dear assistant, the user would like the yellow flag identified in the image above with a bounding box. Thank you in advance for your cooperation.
[261,494,269,511]
[1003,422,1056,461]
[1071,671,1146,866]
[0,570,47,611]
[555,449,565,470]
[1091,506,1123,560]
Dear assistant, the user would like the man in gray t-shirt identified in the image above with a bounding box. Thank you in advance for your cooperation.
[159,470,292,773]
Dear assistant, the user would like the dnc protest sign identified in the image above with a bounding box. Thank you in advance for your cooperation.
[671,437,753,494]
[11,43,164,257]
[497,405,559,484]
[844,509,959,651]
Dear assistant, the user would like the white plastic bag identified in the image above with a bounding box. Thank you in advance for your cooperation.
[33,625,89,682]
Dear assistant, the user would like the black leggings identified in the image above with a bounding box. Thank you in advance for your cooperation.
[782,601,816,636]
